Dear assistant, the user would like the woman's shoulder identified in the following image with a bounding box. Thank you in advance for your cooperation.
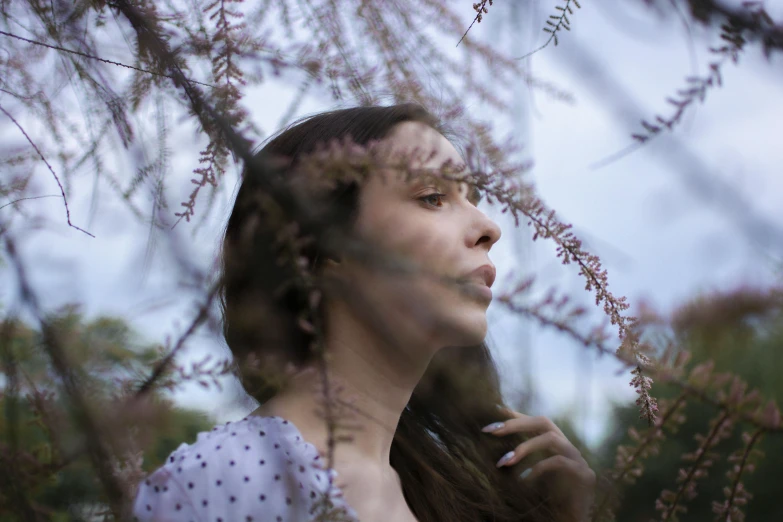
[132,416,356,522]
[166,415,323,465]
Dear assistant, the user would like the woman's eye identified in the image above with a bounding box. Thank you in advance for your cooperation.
[419,193,446,207]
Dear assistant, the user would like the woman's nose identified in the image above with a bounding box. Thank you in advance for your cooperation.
[473,209,501,249]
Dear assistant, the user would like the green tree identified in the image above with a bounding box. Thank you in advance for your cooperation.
[0,304,214,521]
[596,288,783,521]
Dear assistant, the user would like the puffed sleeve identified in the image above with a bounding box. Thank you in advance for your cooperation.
[131,420,329,522]
[132,455,200,521]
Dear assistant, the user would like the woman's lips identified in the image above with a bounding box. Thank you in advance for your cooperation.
[455,280,492,302]
[466,282,493,301]
[458,264,495,301]
[463,264,496,288]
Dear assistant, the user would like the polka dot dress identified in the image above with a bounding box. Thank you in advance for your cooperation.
[132,416,359,522]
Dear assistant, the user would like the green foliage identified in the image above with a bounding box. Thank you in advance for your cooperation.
[0,305,214,520]
[596,291,783,521]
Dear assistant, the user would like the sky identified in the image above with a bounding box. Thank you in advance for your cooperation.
[1,0,781,451]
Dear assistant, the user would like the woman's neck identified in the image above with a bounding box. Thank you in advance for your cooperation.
[250,303,437,473]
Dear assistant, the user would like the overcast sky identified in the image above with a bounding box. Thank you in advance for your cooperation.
[1,0,781,450]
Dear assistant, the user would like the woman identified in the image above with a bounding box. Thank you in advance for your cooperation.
[132,103,595,522]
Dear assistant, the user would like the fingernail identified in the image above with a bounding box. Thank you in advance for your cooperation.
[481,422,505,433]
[496,451,515,468]
[520,468,532,479]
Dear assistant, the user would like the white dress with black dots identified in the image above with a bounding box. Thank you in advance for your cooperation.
[132,415,360,522]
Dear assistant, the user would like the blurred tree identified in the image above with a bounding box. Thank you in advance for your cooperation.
[0,304,214,521]
[595,288,783,521]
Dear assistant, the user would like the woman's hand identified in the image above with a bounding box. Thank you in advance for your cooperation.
[482,406,596,522]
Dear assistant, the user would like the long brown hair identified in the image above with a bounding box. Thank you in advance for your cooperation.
[219,103,554,521]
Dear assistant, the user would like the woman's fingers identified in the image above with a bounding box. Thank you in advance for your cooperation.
[520,454,596,488]
[494,431,582,468]
[482,413,565,438]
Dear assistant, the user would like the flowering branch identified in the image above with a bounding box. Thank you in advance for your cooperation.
[712,427,766,522]
[656,411,735,521]
[456,1,494,47]
[591,394,689,522]
[515,0,582,60]
[173,0,248,227]
[631,2,772,144]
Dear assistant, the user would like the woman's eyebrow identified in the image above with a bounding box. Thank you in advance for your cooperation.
[407,169,481,203]
[407,171,447,189]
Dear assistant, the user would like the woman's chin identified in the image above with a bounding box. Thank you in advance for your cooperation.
[445,307,488,347]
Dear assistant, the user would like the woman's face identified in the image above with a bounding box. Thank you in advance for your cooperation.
[331,121,501,351]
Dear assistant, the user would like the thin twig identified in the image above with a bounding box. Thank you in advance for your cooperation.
[0,29,216,88]
[661,411,732,521]
[0,194,61,211]
[0,103,94,238]
[720,428,765,521]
